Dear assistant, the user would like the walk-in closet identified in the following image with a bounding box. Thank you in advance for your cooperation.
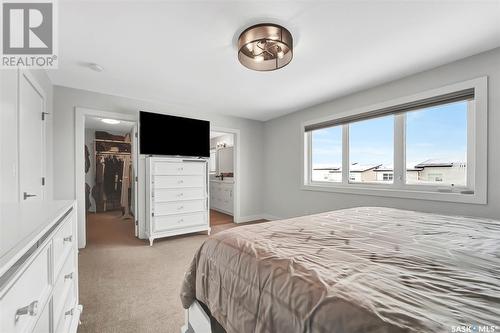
[84,116,137,245]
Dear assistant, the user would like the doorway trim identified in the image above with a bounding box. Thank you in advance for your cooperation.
[75,107,138,248]
[210,126,241,223]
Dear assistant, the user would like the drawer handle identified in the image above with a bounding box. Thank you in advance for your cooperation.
[64,272,74,280]
[178,219,184,223]
[23,192,37,200]
[178,167,184,171]
[177,193,184,197]
[177,206,184,210]
[15,300,38,321]
[63,235,73,243]
[65,308,74,316]
[178,180,184,184]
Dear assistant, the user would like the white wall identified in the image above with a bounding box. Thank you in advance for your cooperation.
[0,69,54,203]
[52,86,265,224]
[263,47,500,220]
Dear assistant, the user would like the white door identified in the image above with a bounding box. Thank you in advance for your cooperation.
[19,71,45,201]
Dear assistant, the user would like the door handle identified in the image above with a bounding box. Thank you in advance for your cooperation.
[23,192,37,200]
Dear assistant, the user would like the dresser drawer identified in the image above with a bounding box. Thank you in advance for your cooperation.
[154,199,205,216]
[53,253,76,326]
[32,300,50,333]
[154,162,205,175]
[53,215,75,278]
[154,212,207,232]
[0,243,50,333]
[55,288,76,333]
[154,175,204,188]
[154,188,205,202]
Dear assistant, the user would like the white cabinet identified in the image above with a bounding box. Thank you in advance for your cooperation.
[209,181,233,215]
[146,157,210,246]
[0,203,81,333]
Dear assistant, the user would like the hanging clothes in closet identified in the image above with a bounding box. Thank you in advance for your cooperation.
[103,155,124,211]
[91,131,133,214]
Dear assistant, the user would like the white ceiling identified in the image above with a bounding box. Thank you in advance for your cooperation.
[85,116,135,133]
[49,1,500,121]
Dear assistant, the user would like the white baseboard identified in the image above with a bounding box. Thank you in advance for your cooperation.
[235,213,282,223]
[260,214,282,221]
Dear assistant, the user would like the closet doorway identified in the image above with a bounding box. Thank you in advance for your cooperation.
[209,130,237,226]
[82,115,138,246]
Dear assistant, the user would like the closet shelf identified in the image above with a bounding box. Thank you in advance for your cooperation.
[96,151,131,155]
[94,139,131,144]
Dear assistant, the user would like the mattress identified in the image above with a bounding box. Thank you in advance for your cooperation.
[180,207,500,333]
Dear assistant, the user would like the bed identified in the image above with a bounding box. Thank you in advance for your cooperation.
[180,207,500,333]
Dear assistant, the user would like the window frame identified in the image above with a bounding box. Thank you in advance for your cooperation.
[301,77,487,204]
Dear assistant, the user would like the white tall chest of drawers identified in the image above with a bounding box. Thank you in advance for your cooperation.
[145,157,210,245]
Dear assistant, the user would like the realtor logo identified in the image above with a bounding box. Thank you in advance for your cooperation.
[1,1,57,68]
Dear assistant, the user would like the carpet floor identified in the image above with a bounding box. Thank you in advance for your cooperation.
[78,211,264,333]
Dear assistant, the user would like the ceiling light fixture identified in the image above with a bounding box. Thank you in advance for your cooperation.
[101,118,120,124]
[238,23,293,71]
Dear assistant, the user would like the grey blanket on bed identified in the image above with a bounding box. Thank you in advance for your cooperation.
[180,207,500,333]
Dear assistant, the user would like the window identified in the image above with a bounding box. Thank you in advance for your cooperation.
[302,77,487,204]
[349,115,393,183]
[311,126,342,182]
[406,101,467,187]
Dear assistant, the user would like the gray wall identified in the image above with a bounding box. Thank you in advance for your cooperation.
[52,86,265,220]
[263,47,500,219]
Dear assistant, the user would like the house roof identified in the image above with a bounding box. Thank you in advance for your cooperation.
[374,164,422,172]
[349,163,382,172]
[313,167,341,171]
[314,159,464,173]
[313,163,381,172]
[373,164,393,172]
[413,159,466,168]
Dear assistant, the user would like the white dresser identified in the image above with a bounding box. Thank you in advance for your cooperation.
[0,201,81,333]
[145,157,210,245]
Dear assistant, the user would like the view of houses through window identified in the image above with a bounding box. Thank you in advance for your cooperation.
[311,125,342,182]
[310,100,468,187]
[349,115,394,184]
[405,101,467,186]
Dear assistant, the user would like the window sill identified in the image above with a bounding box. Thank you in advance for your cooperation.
[301,183,486,204]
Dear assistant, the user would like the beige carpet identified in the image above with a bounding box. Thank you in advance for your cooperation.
[78,211,265,333]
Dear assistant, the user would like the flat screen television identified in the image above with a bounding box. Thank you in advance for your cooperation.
[139,111,210,157]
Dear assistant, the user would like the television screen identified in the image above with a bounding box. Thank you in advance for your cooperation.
[139,111,210,157]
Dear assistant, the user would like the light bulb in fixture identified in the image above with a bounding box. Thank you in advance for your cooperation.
[101,118,120,124]
[276,45,284,59]
[254,55,264,62]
